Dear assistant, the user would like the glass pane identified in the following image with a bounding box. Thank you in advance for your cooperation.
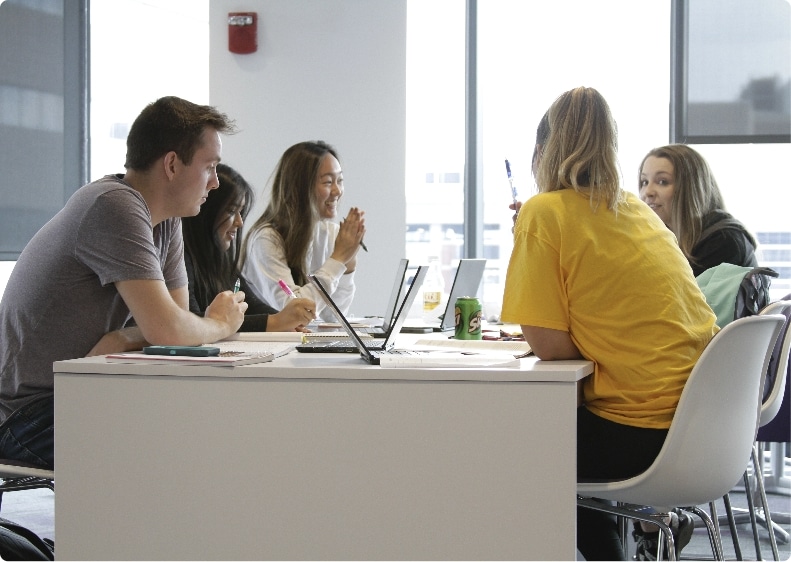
[478,0,671,320]
[0,0,65,259]
[690,143,791,300]
[90,0,209,180]
[405,0,466,296]
[686,0,791,139]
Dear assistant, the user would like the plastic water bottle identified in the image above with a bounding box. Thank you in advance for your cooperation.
[422,256,445,321]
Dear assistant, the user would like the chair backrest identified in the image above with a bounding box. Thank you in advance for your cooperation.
[759,300,791,426]
[696,264,777,328]
[632,314,785,507]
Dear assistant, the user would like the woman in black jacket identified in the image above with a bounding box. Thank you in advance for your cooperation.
[639,143,758,277]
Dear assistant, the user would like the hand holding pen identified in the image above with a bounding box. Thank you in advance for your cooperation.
[505,158,523,230]
[506,158,518,207]
[334,207,367,267]
[277,279,317,328]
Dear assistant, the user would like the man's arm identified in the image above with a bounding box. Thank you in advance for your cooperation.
[86,285,194,356]
[86,326,148,356]
[521,325,583,361]
[116,279,246,346]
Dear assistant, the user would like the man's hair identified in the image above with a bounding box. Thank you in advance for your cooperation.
[124,96,236,171]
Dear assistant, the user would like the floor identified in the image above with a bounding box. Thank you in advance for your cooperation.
[0,481,788,560]
[628,490,791,561]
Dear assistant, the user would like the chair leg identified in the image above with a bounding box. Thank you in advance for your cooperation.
[577,498,678,561]
[752,443,781,560]
[690,504,725,561]
[617,505,629,557]
[722,492,744,560]
[744,469,765,560]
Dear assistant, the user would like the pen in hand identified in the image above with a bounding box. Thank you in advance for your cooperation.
[359,239,368,252]
[233,278,241,294]
[505,159,518,206]
[278,279,297,299]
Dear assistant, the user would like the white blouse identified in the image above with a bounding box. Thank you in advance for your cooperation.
[242,220,355,322]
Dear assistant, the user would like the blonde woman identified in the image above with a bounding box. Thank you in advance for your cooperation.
[501,87,717,561]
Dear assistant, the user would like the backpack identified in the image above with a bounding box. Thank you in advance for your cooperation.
[695,263,778,329]
[0,517,54,560]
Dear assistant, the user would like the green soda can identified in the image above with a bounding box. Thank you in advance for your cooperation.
[454,296,483,340]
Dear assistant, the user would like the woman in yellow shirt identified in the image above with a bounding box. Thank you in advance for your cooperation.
[501,87,718,561]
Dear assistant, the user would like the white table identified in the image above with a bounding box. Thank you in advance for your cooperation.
[54,349,592,560]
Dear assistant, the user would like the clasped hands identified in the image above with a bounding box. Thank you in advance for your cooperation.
[334,206,366,273]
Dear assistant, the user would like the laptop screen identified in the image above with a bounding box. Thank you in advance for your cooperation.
[309,266,427,361]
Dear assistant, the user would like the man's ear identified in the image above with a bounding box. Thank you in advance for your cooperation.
[163,151,179,181]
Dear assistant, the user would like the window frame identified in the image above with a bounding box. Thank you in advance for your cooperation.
[670,0,791,145]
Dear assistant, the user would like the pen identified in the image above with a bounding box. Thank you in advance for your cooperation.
[505,158,518,205]
[278,279,296,299]
[233,278,241,293]
[342,218,368,252]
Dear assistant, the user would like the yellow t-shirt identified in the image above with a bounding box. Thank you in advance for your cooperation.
[501,190,718,429]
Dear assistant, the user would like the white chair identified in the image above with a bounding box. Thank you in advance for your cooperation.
[578,314,786,561]
[722,300,791,560]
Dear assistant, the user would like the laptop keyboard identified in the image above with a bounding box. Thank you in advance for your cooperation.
[321,338,386,348]
[372,349,423,357]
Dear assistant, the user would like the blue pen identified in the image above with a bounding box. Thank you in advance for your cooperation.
[505,159,518,205]
[233,278,241,293]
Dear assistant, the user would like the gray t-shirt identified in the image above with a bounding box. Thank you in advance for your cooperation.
[0,175,187,419]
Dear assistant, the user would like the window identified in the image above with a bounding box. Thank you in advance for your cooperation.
[405,0,466,293]
[90,0,209,180]
[407,0,672,317]
[671,0,791,144]
[0,0,87,260]
[406,0,790,306]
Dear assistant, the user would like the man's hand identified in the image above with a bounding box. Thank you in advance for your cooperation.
[205,290,248,334]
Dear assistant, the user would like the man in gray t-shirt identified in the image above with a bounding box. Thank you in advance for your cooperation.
[0,97,249,469]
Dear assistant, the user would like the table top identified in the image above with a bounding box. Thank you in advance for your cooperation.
[54,346,592,383]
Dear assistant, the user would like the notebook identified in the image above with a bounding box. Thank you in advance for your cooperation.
[296,266,427,354]
[402,258,487,332]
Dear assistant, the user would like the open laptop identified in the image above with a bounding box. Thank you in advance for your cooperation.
[355,258,410,337]
[402,258,487,333]
[296,266,427,355]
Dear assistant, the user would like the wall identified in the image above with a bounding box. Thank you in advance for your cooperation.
[208,0,407,318]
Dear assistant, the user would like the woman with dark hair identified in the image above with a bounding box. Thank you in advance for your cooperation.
[639,143,758,276]
[182,163,314,332]
[242,141,366,321]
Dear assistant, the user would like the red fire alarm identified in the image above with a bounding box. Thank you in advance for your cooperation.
[228,12,257,54]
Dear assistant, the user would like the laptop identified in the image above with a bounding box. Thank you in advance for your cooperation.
[402,258,487,333]
[355,258,410,337]
[296,266,427,356]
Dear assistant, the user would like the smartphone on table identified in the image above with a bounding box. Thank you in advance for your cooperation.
[142,345,221,357]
